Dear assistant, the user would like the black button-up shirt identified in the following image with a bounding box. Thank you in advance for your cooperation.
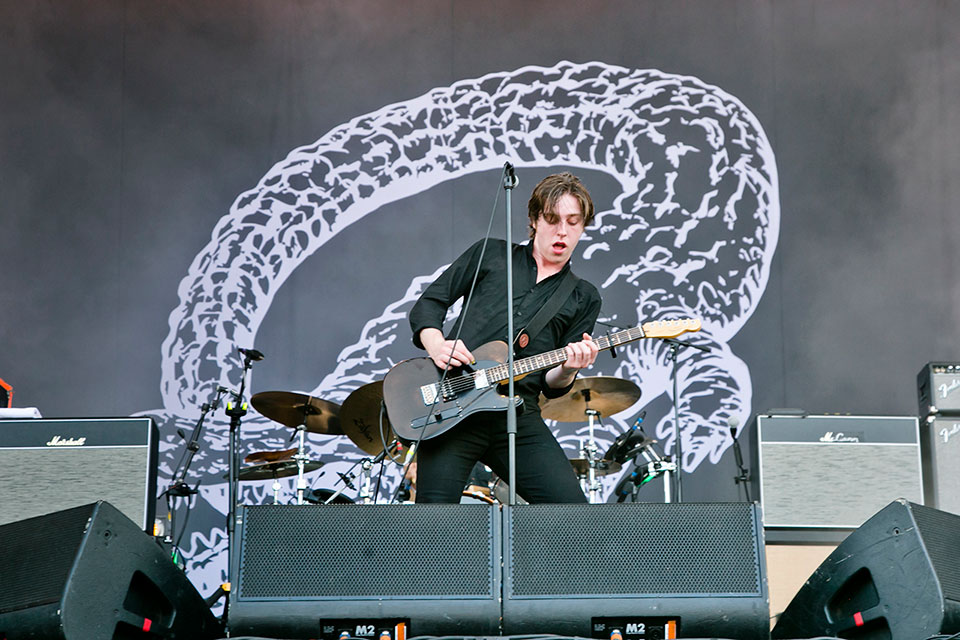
[409,238,602,408]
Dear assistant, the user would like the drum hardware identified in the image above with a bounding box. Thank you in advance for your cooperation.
[569,457,622,477]
[232,458,325,504]
[613,437,676,503]
[543,376,641,504]
[251,390,343,504]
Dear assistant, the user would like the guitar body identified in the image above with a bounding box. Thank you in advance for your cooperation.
[384,341,520,442]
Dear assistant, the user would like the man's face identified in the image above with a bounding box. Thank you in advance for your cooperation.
[531,192,585,269]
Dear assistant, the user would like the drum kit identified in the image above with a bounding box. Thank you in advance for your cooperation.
[540,376,674,503]
[243,381,404,505]
[239,375,668,505]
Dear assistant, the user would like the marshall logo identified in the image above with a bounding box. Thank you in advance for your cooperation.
[940,422,960,444]
[938,378,960,400]
[46,435,87,446]
[819,431,861,443]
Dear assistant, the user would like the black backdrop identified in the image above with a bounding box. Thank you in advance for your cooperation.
[2,0,958,598]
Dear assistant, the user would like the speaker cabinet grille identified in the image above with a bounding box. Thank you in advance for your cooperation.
[758,415,923,530]
[229,504,502,638]
[237,504,496,599]
[0,418,157,531]
[508,503,762,596]
[0,504,93,613]
[912,504,960,601]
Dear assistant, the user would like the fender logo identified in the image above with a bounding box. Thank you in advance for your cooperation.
[46,435,86,446]
[820,431,861,443]
[941,422,960,444]
[938,379,960,400]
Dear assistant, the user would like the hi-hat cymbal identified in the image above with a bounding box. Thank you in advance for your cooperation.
[540,376,641,422]
[568,458,622,477]
[235,459,324,481]
[339,380,397,456]
[244,448,297,464]
[251,391,342,434]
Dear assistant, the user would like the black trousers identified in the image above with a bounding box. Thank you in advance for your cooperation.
[414,408,587,504]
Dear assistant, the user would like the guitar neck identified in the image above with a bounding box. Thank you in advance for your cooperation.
[484,326,646,384]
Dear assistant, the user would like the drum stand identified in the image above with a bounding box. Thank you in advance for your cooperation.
[635,442,677,503]
[577,399,604,504]
[291,424,312,505]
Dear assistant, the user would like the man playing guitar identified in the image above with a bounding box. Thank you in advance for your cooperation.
[407,172,602,503]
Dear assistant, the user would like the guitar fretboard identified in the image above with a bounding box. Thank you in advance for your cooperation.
[484,325,647,384]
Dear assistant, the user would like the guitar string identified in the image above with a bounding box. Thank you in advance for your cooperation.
[436,327,651,398]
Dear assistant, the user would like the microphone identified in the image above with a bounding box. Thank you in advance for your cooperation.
[604,411,647,463]
[612,466,642,503]
[503,162,518,188]
[238,347,265,361]
[728,415,741,439]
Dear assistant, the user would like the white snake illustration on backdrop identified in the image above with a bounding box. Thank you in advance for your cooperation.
[138,60,779,596]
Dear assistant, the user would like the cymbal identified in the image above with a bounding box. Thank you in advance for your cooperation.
[245,448,297,464]
[569,458,622,477]
[235,459,324,481]
[251,391,342,434]
[540,376,641,422]
[339,380,396,456]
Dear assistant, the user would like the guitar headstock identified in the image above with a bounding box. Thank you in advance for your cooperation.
[641,318,702,339]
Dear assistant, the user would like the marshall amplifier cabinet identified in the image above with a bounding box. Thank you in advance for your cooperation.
[0,418,158,531]
[918,362,960,416]
[921,416,960,514]
[757,414,923,537]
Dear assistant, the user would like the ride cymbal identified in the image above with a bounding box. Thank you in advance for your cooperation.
[540,376,641,422]
[251,391,342,434]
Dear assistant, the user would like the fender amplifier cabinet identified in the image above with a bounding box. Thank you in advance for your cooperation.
[918,362,960,416]
[757,414,923,538]
[921,416,960,514]
[0,418,158,531]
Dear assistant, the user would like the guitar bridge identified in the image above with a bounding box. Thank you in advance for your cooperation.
[420,383,438,406]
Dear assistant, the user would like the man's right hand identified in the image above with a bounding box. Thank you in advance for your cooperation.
[420,328,475,370]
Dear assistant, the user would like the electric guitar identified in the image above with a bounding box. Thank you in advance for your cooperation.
[383,318,701,442]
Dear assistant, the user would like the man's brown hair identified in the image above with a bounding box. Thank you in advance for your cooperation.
[527,172,595,238]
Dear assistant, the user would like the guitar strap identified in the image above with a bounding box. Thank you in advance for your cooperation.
[513,269,580,352]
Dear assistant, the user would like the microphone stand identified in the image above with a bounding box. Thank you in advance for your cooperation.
[663,337,711,502]
[165,386,228,560]
[730,424,752,502]
[502,162,519,505]
[224,350,259,597]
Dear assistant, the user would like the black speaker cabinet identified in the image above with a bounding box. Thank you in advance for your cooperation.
[772,499,960,640]
[0,418,158,531]
[502,503,769,640]
[228,504,501,638]
[0,501,219,640]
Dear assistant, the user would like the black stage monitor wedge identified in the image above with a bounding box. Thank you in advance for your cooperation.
[502,502,770,640]
[0,501,220,640]
[228,504,501,638]
[772,499,960,640]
